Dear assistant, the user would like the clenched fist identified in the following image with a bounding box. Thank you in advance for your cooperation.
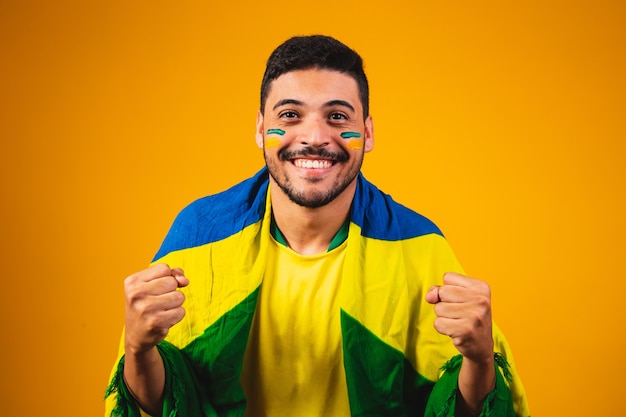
[124,263,189,355]
[425,272,494,364]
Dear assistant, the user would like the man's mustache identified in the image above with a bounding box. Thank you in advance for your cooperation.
[278,146,349,162]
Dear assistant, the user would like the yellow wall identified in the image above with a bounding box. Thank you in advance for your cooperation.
[1,1,624,415]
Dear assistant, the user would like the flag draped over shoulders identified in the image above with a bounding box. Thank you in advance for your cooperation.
[105,167,530,417]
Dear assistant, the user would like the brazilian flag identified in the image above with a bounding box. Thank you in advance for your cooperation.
[106,168,530,417]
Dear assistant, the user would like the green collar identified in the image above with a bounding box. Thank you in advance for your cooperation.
[270,215,350,252]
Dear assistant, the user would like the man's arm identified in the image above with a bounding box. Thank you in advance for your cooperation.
[122,264,189,416]
[122,347,165,416]
[456,352,496,415]
[426,272,496,417]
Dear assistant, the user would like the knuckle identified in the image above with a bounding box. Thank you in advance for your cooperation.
[132,300,151,318]
[152,263,171,275]
[433,303,444,316]
[470,288,490,306]
[152,327,169,339]
[166,277,179,291]
[164,291,183,307]
[477,281,491,295]
[477,294,491,312]
[433,317,445,332]
[123,275,133,287]
[173,306,186,323]
[159,279,174,293]
[123,274,140,291]
[126,287,146,305]
[145,314,163,331]
[468,311,484,327]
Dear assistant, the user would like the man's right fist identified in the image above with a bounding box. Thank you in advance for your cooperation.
[123,264,189,354]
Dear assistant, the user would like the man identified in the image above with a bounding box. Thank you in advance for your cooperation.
[106,35,530,417]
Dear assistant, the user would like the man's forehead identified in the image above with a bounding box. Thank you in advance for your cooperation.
[270,67,357,85]
[265,69,360,107]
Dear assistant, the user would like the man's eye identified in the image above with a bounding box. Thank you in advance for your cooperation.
[330,113,347,121]
[280,111,298,119]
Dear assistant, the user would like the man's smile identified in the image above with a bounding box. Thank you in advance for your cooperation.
[279,146,348,164]
[293,159,334,169]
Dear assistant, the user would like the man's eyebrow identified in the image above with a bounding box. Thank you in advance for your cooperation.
[325,100,355,113]
[271,98,356,113]
[272,99,304,110]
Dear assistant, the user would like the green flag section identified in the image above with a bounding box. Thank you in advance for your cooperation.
[424,353,516,417]
[105,342,211,417]
[181,286,260,415]
[340,309,434,416]
[105,288,260,417]
[341,310,520,417]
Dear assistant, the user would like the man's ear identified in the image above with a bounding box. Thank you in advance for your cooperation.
[364,115,374,152]
[255,110,264,149]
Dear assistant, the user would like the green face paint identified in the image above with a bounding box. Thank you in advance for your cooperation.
[340,132,361,139]
[267,128,285,136]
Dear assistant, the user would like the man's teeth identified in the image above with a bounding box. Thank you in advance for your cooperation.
[294,159,333,169]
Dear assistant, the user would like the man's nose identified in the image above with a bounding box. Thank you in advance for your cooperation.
[297,118,329,147]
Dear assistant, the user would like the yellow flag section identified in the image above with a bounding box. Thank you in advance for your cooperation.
[150,214,269,349]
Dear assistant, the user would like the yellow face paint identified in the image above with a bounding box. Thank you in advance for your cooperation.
[346,140,363,150]
[265,128,285,148]
[341,132,363,150]
[265,138,281,148]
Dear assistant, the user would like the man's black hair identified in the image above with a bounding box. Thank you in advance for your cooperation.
[260,35,369,118]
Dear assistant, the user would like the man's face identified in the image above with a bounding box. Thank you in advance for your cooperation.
[256,68,374,209]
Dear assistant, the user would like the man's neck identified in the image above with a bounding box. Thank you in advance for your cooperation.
[269,180,355,256]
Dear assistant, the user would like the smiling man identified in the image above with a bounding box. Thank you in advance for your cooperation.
[258,67,373,255]
[106,35,530,417]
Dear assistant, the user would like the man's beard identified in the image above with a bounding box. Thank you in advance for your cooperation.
[265,146,361,209]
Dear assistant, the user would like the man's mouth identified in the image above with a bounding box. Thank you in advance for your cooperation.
[293,159,334,169]
[279,146,348,167]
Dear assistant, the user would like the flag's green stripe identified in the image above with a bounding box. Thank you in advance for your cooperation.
[340,310,434,416]
[340,132,361,139]
[182,287,260,412]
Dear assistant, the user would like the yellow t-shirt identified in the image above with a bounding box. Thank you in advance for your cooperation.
[241,236,350,416]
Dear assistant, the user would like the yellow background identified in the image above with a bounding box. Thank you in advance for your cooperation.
[1,0,624,415]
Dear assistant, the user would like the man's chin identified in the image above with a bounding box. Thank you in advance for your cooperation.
[286,191,334,209]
